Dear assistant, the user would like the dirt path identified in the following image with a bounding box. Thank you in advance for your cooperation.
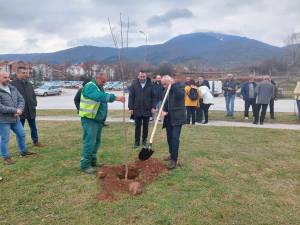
[37,116,300,131]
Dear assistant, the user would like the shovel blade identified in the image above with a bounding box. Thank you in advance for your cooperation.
[138,147,154,161]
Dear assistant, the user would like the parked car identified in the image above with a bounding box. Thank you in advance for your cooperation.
[35,85,62,96]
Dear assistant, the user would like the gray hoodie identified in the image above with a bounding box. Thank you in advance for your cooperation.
[0,84,25,123]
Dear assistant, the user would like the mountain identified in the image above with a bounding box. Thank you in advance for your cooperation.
[0,32,284,67]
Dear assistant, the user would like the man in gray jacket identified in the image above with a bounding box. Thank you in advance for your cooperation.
[0,72,34,165]
[254,75,275,125]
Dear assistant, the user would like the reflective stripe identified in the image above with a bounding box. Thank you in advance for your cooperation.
[79,108,98,114]
[80,99,98,105]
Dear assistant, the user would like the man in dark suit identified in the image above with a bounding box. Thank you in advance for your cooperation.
[128,71,156,148]
[11,66,43,147]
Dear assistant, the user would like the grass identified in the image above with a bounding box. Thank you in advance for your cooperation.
[37,109,300,124]
[1,121,300,225]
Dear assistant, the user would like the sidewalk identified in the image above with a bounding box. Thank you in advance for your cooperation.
[37,116,300,131]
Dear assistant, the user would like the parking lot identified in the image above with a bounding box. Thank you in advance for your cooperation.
[36,89,297,112]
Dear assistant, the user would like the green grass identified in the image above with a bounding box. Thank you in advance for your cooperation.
[37,109,300,124]
[1,122,300,225]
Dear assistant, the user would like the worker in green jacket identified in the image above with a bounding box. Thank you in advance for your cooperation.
[79,72,125,174]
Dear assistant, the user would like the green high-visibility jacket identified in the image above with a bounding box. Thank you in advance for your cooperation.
[79,80,116,122]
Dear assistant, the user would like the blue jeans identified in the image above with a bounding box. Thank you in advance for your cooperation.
[166,124,182,162]
[225,95,235,117]
[20,118,39,144]
[297,100,300,120]
[0,119,27,159]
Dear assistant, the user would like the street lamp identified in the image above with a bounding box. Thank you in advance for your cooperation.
[139,30,148,65]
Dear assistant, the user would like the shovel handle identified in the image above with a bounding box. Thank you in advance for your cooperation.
[149,83,172,144]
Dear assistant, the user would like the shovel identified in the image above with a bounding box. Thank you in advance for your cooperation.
[139,83,172,161]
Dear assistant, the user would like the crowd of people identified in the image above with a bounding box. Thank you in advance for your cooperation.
[1,69,300,180]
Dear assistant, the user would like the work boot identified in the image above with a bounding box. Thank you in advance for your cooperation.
[3,157,16,165]
[82,167,96,175]
[33,142,44,147]
[20,151,36,157]
[167,160,177,170]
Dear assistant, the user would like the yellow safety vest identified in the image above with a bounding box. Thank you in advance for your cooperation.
[79,82,101,119]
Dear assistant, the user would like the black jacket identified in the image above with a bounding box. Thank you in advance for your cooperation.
[163,83,186,127]
[11,79,37,119]
[74,88,82,111]
[128,78,156,117]
[153,81,164,103]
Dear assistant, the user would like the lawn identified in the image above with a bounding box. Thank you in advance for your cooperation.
[37,109,300,124]
[0,122,300,225]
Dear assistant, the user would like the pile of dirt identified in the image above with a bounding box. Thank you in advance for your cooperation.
[96,158,167,201]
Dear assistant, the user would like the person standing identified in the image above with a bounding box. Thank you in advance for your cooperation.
[161,75,186,170]
[128,71,156,148]
[269,78,277,119]
[241,75,257,120]
[184,79,199,125]
[11,66,43,147]
[0,72,35,165]
[196,77,210,123]
[294,81,300,120]
[254,75,275,125]
[153,75,164,121]
[79,73,125,174]
[222,74,238,118]
[198,85,214,124]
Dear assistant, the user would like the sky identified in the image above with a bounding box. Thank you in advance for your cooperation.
[0,0,299,54]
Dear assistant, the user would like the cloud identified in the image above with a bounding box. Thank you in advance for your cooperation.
[0,0,300,53]
[147,8,194,27]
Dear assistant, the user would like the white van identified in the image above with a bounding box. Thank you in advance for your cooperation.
[208,80,223,97]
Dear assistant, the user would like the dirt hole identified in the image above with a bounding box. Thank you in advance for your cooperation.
[96,158,167,201]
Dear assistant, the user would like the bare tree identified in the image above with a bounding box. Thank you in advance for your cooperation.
[285,32,300,67]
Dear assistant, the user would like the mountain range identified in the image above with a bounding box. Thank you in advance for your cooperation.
[0,32,285,68]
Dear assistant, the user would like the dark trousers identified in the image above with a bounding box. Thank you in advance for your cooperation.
[255,104,268,124]
[166,124,182,162]
[186,106,197,124]
[202,104,211,123]
[244,98,257,118]
[269,99,275,118]
[134,116,149,144]
[20,118,39,144]
[196,103,204,122]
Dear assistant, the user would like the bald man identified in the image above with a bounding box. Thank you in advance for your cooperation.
[0,72,35,165]
[79,73,125,174]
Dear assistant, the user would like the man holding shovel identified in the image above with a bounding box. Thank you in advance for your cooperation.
[161,75,186,170]
[79,73,125,174]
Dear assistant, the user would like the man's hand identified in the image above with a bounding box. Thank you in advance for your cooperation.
[151,108,156,114]
[116,96,125,103]
[16,109,23,116]
[129,110,133,115]
[161,110,168,117]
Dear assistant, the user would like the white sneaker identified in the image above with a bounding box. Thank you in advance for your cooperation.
[244,117,249,120]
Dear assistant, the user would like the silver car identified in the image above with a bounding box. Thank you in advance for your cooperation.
[35,85,62,96]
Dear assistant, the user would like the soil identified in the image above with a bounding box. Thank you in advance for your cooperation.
[96,158,167,201]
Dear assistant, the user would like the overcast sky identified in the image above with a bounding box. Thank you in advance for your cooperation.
[0,0,299,54]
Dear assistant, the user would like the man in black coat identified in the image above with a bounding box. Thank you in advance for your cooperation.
[11,66,42,147]
[153,75,164,121]
[128,71,156,148]
[161,75,186,170]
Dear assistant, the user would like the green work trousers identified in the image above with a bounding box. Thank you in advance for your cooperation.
[80,118,103,170]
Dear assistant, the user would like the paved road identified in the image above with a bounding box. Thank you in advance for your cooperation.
[37,116,300,131]
[37,88,297,113]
